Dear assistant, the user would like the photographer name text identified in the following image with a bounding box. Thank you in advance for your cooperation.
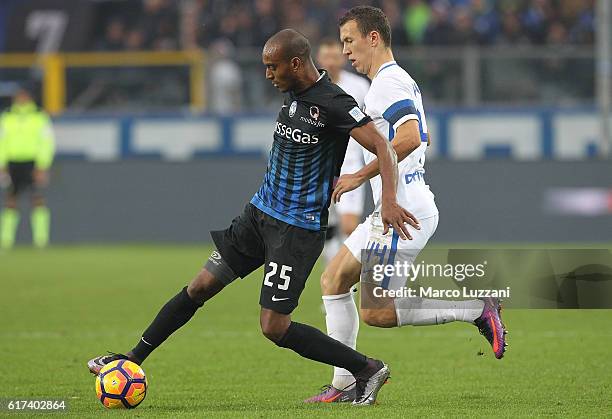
[372,286,511,299]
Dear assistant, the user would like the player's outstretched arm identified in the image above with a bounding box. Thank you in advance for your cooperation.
[334,119,421,193]
[347,121,418,239]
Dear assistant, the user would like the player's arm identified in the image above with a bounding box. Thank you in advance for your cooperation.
[36,115,55,170]
[0,116,7,183]
[33,114,55,187]
[335,119,421,188]
[347,122,418,239]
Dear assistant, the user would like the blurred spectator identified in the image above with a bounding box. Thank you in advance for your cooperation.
[139,0,179,49]
[381,0,410,46]
[547,20,569,45]
[124,29,146,51]
[521,0,555,44]
[403,0,431,44]
[281,1,321,45]
[424,1,454,45]
[97,19,126,51]
[450,6,478,45]
[539,21,573,103]
[566,0,595,44]
[234,8,257,47]
[216,12,240,46]
[26,0,596,111]
[497,9,531,44]
[207,39,242,114]
[252,0,280,47]
[470,0,499,44]
[93,0,179,51]
[85,0,597,50]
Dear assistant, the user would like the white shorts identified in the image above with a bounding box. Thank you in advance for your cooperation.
[336,138,366,216]
[344,212,439,290]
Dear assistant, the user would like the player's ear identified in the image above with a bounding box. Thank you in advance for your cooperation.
[369,31,379,47]
[290,57,301,72]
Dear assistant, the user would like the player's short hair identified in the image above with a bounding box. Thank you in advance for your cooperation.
[339,5,391,47]
[286,31,311,62]
[267,29,312,62]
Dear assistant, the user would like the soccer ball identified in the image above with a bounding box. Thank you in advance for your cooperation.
[95,360,148,409]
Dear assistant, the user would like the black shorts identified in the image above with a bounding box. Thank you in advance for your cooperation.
[210,203,325,314]
[7,161,36,196]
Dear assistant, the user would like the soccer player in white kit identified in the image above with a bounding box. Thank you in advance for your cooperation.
[316,38,370,263]
[305,6,507,403]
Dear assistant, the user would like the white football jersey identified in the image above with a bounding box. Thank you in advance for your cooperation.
[363,60,438,219]
[335,70,370,216]
[337,70,370,108]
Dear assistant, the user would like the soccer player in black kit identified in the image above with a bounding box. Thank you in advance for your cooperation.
[88,29,418,406]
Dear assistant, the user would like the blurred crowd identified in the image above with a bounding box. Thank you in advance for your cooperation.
[94,0,180,51]
[92,0,595,52]
[39,0,592,112]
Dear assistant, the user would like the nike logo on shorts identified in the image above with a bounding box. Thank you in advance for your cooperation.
[271,295,289,302]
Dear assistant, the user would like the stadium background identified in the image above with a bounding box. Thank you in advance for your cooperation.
[0,0,610,243]
[1,1,611,417]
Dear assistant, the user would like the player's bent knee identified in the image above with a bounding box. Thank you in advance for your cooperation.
[259,309,290,343]
[361,308,397,328]
[260,323,287,343]
[321,267,353,296]
[360,309,378,326]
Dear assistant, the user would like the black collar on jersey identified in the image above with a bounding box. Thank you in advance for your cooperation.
[291,70,328,97]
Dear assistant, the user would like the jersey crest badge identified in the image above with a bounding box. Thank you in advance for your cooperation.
[349,106,366,122]
[309,106,320,120]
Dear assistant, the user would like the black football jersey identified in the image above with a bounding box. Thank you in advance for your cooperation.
[251,70,371,231]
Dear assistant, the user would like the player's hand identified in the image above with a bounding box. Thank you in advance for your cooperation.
[332,173,364,203]
[381,200,420,240]
[33,169,49,187]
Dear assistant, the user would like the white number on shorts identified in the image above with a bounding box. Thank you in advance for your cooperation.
[278,265,292,290]
[263,262,292,290]
[264,262,277,287]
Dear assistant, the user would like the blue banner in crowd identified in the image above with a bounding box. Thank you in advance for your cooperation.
[52,108,605,161]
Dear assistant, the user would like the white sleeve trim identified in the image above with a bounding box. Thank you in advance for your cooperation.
[392,114,419,134]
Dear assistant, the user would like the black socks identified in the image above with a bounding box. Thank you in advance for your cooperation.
[130,288,369,375]
[131,287,203,362]
[276,321,368,375]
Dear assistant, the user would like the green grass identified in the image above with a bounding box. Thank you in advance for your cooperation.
[1,245,611,418]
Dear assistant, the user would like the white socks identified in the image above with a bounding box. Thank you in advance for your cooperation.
[323,293,485,389]
[323,292,359,390]
[394,297,484,326]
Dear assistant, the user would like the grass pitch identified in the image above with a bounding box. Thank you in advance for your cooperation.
[1,245,611,418]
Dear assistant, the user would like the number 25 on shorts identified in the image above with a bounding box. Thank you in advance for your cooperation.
[264,262,292,290]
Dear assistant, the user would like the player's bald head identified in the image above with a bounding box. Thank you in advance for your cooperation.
[263,29,311,62]
[262,29,319,93]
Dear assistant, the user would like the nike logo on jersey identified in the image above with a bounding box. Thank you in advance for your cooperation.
[271,295,290,302]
